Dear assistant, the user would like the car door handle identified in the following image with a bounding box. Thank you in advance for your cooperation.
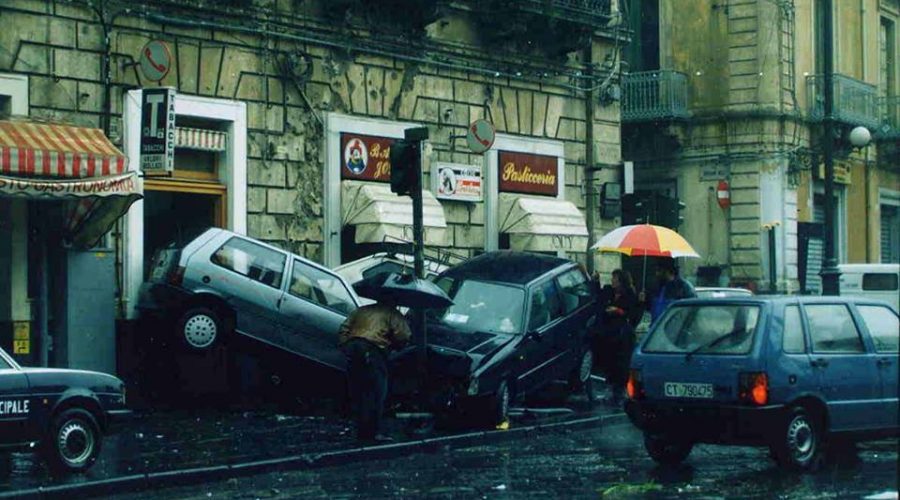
[877,358,893,367]
[810,358,829,368]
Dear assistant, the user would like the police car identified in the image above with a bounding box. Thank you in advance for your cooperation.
[0,346,129,473]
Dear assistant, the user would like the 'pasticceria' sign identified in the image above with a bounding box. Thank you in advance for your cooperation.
[498,151,558,196]
[341,133,396,182]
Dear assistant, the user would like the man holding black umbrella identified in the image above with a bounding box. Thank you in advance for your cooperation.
[339,298,411,443]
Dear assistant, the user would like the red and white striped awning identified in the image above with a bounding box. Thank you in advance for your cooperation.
[0,119,127,178]
[176,126,227,152]
[0,118,140,249]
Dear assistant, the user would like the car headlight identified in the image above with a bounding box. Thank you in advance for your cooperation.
[467,377,479,396]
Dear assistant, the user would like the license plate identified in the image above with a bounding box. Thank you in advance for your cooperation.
[664,382,714,399]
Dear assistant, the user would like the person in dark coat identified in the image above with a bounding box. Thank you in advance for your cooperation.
[640,258,697,323]
[338,299,411,443]
[600,269,642,406]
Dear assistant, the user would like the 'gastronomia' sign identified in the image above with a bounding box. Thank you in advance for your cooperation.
[498,151,558,196]
[341,133,396,182]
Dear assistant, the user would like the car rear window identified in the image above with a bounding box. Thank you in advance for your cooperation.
[862,273,899,291]
[857,305,900,353]
[643,304,761,355]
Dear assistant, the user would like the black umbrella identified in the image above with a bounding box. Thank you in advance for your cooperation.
[353,272,453,309]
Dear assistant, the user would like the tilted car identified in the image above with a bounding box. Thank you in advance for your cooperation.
[393,251,597,425]
[625,296,899,471]
[335,252,449,307]
[137,228,360,375]
[694,287,753,299]
[0,347,129,473]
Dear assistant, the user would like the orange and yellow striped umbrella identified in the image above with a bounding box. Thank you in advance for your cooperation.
[591,224,700,258]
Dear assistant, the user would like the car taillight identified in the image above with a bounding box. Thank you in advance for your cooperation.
[168,266,186,286]
[626,369,644,400]
[739,372,768,406]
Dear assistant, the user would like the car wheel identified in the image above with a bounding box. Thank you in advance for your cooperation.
[644,433,693,465]
[568,349,594,394]
[42,408,102,474]
[770,407,822,471]
[177,307,225,350]
[481,380,511,428]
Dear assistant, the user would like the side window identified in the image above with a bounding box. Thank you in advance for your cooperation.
[289,260,356,315]
[529,280,563,330]
[862,273,899,291]
[857,305,900,353]
[556,269,593,315]
[361,262,407,280]
[782,306,806,354]
[211,237,286,289]
[0,355,12,370]
[805,304,865,353]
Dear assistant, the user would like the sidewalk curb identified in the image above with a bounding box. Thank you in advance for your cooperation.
[2,412,628,499]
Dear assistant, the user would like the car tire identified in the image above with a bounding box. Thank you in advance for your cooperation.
[568,349,594,397]
[177,306,225,351]
[770,407,822,472]
[644,433,693,465]
[481,380,511,428]
[42,408,102,474]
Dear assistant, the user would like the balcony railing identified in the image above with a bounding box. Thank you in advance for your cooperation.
[877,96,900,140]
[517,0,613,26]
[805,74,880,129]
[621,70,690,122]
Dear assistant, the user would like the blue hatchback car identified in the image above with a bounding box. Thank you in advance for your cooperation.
[625,296,899,471]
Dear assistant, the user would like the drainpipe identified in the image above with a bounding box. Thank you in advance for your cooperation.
[584,43,596,274]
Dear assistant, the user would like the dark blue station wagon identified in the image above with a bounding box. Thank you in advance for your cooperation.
[625,296,899,471]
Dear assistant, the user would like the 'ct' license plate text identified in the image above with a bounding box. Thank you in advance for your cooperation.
[664,382,714,399]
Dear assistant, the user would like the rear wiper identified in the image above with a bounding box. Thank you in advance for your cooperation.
[685,329,743,361]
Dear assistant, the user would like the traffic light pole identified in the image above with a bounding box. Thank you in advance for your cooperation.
[820,0,840,296]
[404,127,429,380]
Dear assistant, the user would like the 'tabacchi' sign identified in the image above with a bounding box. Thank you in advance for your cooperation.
[498,151,558,196]
[340,133,395,182]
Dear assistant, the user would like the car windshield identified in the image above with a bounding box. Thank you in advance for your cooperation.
[428,278,526,334]
[644,304,761,354]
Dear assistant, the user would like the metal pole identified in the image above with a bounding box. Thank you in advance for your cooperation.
[768,226,777,293]
[404,128,428,380]
[37,206,50,367]
[821,0,840,296]
[584,43,596,274]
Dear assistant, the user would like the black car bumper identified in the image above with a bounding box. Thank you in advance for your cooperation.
[136,283,193,318]
[104,409,134,434]
[625,399,784,445]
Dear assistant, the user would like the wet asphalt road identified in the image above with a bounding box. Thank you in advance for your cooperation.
[108,421,898,499]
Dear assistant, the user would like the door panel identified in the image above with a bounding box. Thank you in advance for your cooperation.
[205,237,287,346]
[518,280,564,392]
[804,304,881,432]
[856,305,900,430]
[0,368,32,444]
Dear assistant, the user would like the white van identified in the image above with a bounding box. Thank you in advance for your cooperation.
[838,263,900,312]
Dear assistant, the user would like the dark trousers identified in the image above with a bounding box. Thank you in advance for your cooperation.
[342,339,389,440]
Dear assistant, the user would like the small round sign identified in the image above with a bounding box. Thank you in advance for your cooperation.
[466,119,495,154]
[139,40,172,82]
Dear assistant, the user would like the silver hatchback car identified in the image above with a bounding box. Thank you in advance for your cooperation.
[137,228,360,372]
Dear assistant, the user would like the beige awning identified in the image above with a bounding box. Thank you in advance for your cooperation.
[499,193,588,252]
[341,181,449,246]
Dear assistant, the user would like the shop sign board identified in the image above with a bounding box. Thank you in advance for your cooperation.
[433,162,482,202]
[817,162,852,184]
[140,87,176,176]
[498,151,558,196]
[13,322,29,355]
[341,133,396,182]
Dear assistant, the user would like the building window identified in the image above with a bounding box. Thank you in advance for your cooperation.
[881,17,897,97]
[0,95,10,118]
[881,190,900,263]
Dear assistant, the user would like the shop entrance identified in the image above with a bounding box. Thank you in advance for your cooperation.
[142,184,225,272]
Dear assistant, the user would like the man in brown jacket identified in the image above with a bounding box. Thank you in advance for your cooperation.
[339,299,412,442]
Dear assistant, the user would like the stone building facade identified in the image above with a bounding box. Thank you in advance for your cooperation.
[0,0,626,371]
[622,0,900,293]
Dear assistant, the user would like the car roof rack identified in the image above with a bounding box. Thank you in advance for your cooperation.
[380,235,469,270]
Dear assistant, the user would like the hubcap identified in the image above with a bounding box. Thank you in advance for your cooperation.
[579,351,593,382]
[787,415,815,462]
[184,314,217,348]
[58,420,94,466]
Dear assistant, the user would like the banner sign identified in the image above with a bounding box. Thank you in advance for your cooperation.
[0,172,141,198]
[341,133,396,182]
[433,162,482,202]
[498,151,558,196]
[817,162,852,184]
[140,87,176,176]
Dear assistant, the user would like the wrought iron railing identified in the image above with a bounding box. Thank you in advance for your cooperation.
[805,74,880,129]
[877,96,900,140]
[493,0,613,27]
[621,70,690,122]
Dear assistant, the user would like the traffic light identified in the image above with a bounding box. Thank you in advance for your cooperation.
[622,193,648,225]
[389,139,419,196]
[655,194,686,229]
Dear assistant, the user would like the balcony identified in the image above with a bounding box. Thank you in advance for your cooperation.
[516,0,613,26]
[621,70,690,122]
[877,96,900,140]
[805,74,880,129]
